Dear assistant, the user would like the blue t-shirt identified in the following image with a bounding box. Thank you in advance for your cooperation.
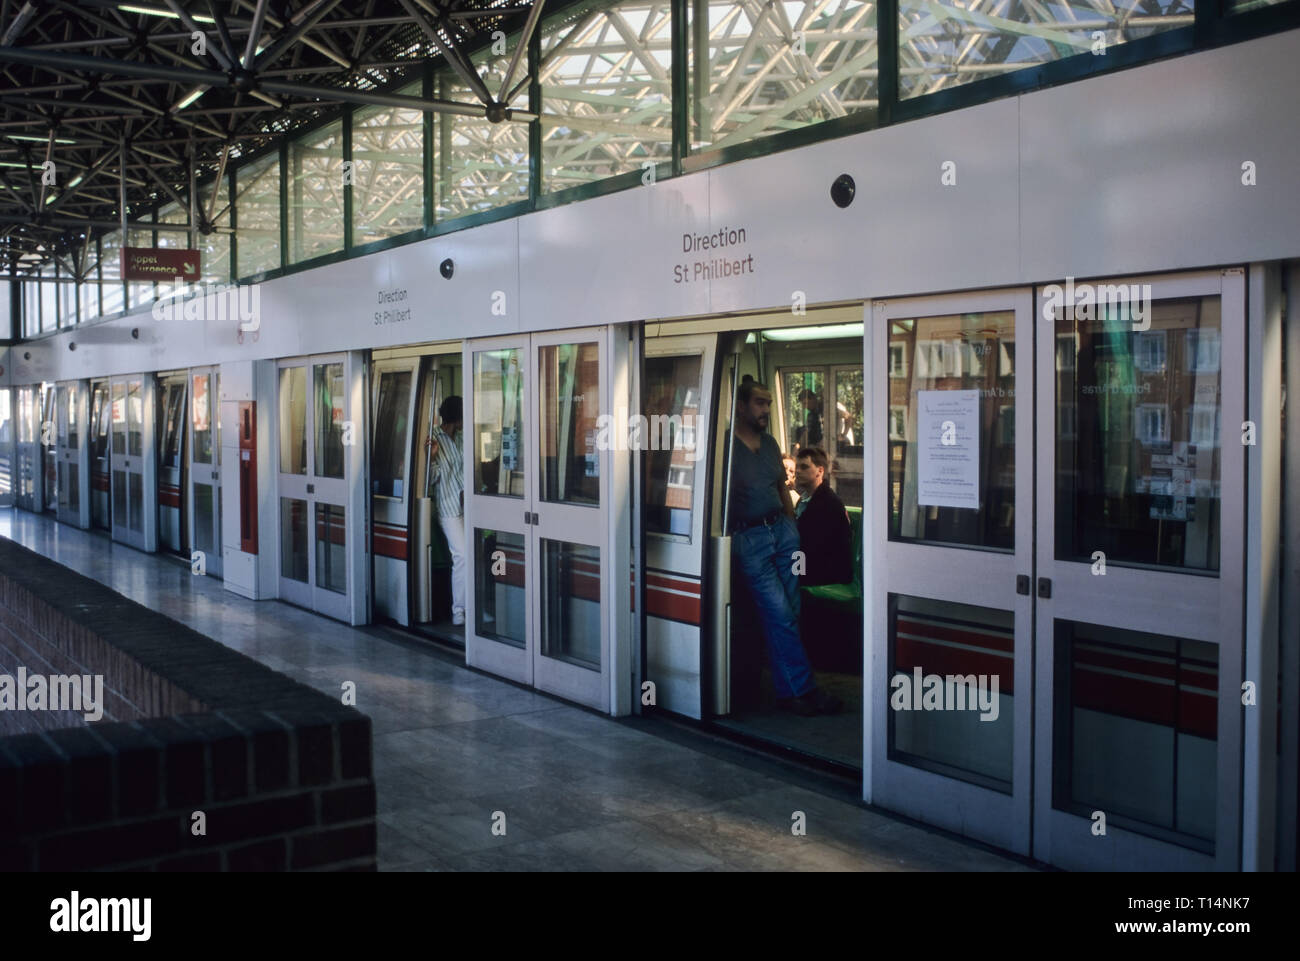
[729,430,785,528]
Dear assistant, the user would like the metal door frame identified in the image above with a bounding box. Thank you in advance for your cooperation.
[188,366,223,577]
[868,287,1036,856]
[109,373,157,552]
[55,379,90,529]
[275,353,358,624]
[464,333,534,686]
[1032,268,1244,871]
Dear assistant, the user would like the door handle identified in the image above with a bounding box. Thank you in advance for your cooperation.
[1037,577,1052,599]
[1016,574,1030,595]
[307,483,315,494]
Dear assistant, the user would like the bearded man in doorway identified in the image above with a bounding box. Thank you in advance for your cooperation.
[729,376,843,717]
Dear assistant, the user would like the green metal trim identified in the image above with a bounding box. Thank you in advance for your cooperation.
[877,0,897,128]
[423,61,434,231]
[534,166,651,211]
[227,167,237,285]
[343,109,354,254]
[670,0,687,175]
[529,25,542,204]
[279,141,289,271]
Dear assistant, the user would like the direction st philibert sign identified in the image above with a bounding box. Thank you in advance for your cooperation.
[121,247,201,282]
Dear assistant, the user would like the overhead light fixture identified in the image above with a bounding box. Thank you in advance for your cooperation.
[5,134,77,145]
[0,160,31,168]
[117,4,215,24]
[174,86,208,111]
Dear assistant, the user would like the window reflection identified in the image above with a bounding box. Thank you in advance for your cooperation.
[1055,296,1221,573]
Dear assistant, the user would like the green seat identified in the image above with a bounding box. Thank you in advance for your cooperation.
[800,506,863,674]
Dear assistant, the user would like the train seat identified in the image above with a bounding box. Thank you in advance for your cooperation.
[800,506,863,673]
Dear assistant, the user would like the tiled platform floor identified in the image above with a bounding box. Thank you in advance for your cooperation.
[1,508,1035,872]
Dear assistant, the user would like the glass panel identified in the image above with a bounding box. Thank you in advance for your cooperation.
[66,463,79,512]
[832,366,865,509]
[0,389,10,497]
[314,362,346,480]
[643,353,703,536]
[125,226,153,310]
[541,0,672,193]
[192,374,213,465]
[198,178,232,284]
[436,54,529,221]
[66,387,78,450]
[690,0,879,153]
[58,272,77,328]
[315,503,347,594]
[100,230,125,315]
[280,497,309,582]
[539,342,600,505]
[128,471,143,532]
[372,370,412,498]
[888,311,1016,551]
[288,120,344,263]
[278,366,307,475]
[160,383,184,470]
[781,369,826,452]
[111,383,126,455]
[541,539,602,670]
[898,0,1194,100]
[1055,295,1220,572]
[113,469,127,528]
[126,380,143,457]
[39,267,56,332]
[888,594,1014,791]
[352,86,424,244]
[235,151,282,277]
[155,201,189,305]
[1054,621,1216,852]
[473,348,525,497]
[194,482,215,556]
[475,528,526,647]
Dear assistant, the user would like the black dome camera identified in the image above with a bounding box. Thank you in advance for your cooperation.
[831,173,855,209]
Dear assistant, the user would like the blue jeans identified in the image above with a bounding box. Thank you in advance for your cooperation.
[734,516,815,700]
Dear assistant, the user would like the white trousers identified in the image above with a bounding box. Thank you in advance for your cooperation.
[439,513,467,621]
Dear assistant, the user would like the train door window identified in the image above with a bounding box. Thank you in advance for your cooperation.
[314,363,346,480]
[644,353,704,537]
[539,342,599,506]
[372,370,412,498]
[190,370,222,577]
[90,383,111,531]
[41,385,57,511]
[0,389,10,504]
[472,349,525,497]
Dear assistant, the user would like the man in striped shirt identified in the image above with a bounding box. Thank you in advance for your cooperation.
[426,395,466,626]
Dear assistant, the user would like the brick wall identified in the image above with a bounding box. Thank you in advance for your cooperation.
[0,539,376,871]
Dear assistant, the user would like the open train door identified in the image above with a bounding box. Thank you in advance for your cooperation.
[640,331,717,718]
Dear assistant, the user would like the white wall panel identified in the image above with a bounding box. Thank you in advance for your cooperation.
[707,97,1021,311]
[1020,29,1300,278]
[518,175,711,331]
[388,217,519,340]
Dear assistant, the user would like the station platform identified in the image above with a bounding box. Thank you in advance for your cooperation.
[0,508,1034,872]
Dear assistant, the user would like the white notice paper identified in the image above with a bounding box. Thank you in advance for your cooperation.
[917,389,981,509]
